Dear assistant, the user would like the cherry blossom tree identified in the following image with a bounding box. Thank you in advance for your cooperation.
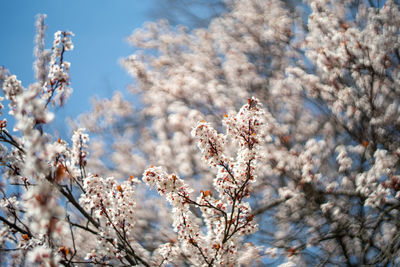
[1,0,400,266]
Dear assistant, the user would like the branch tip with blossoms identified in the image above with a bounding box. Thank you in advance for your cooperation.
[43,30,74,108]
[143,97,264,266]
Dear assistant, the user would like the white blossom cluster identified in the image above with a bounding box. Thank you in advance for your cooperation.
[143,98,263,266]
[79,174,139,263]
[42,30,74,107]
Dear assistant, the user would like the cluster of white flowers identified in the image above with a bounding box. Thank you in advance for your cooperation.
[26,245,60,267]
[23,182,66,238]
[191,121,228,167]
[71,128,89,170]
[142,99,263,266]
[79,174,139,263]
[2,75,24,107]
[43,30,74,107]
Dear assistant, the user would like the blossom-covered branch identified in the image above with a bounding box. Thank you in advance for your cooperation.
[143,98,263,266]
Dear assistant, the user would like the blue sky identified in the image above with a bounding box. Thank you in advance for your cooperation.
[0,0,153,122]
